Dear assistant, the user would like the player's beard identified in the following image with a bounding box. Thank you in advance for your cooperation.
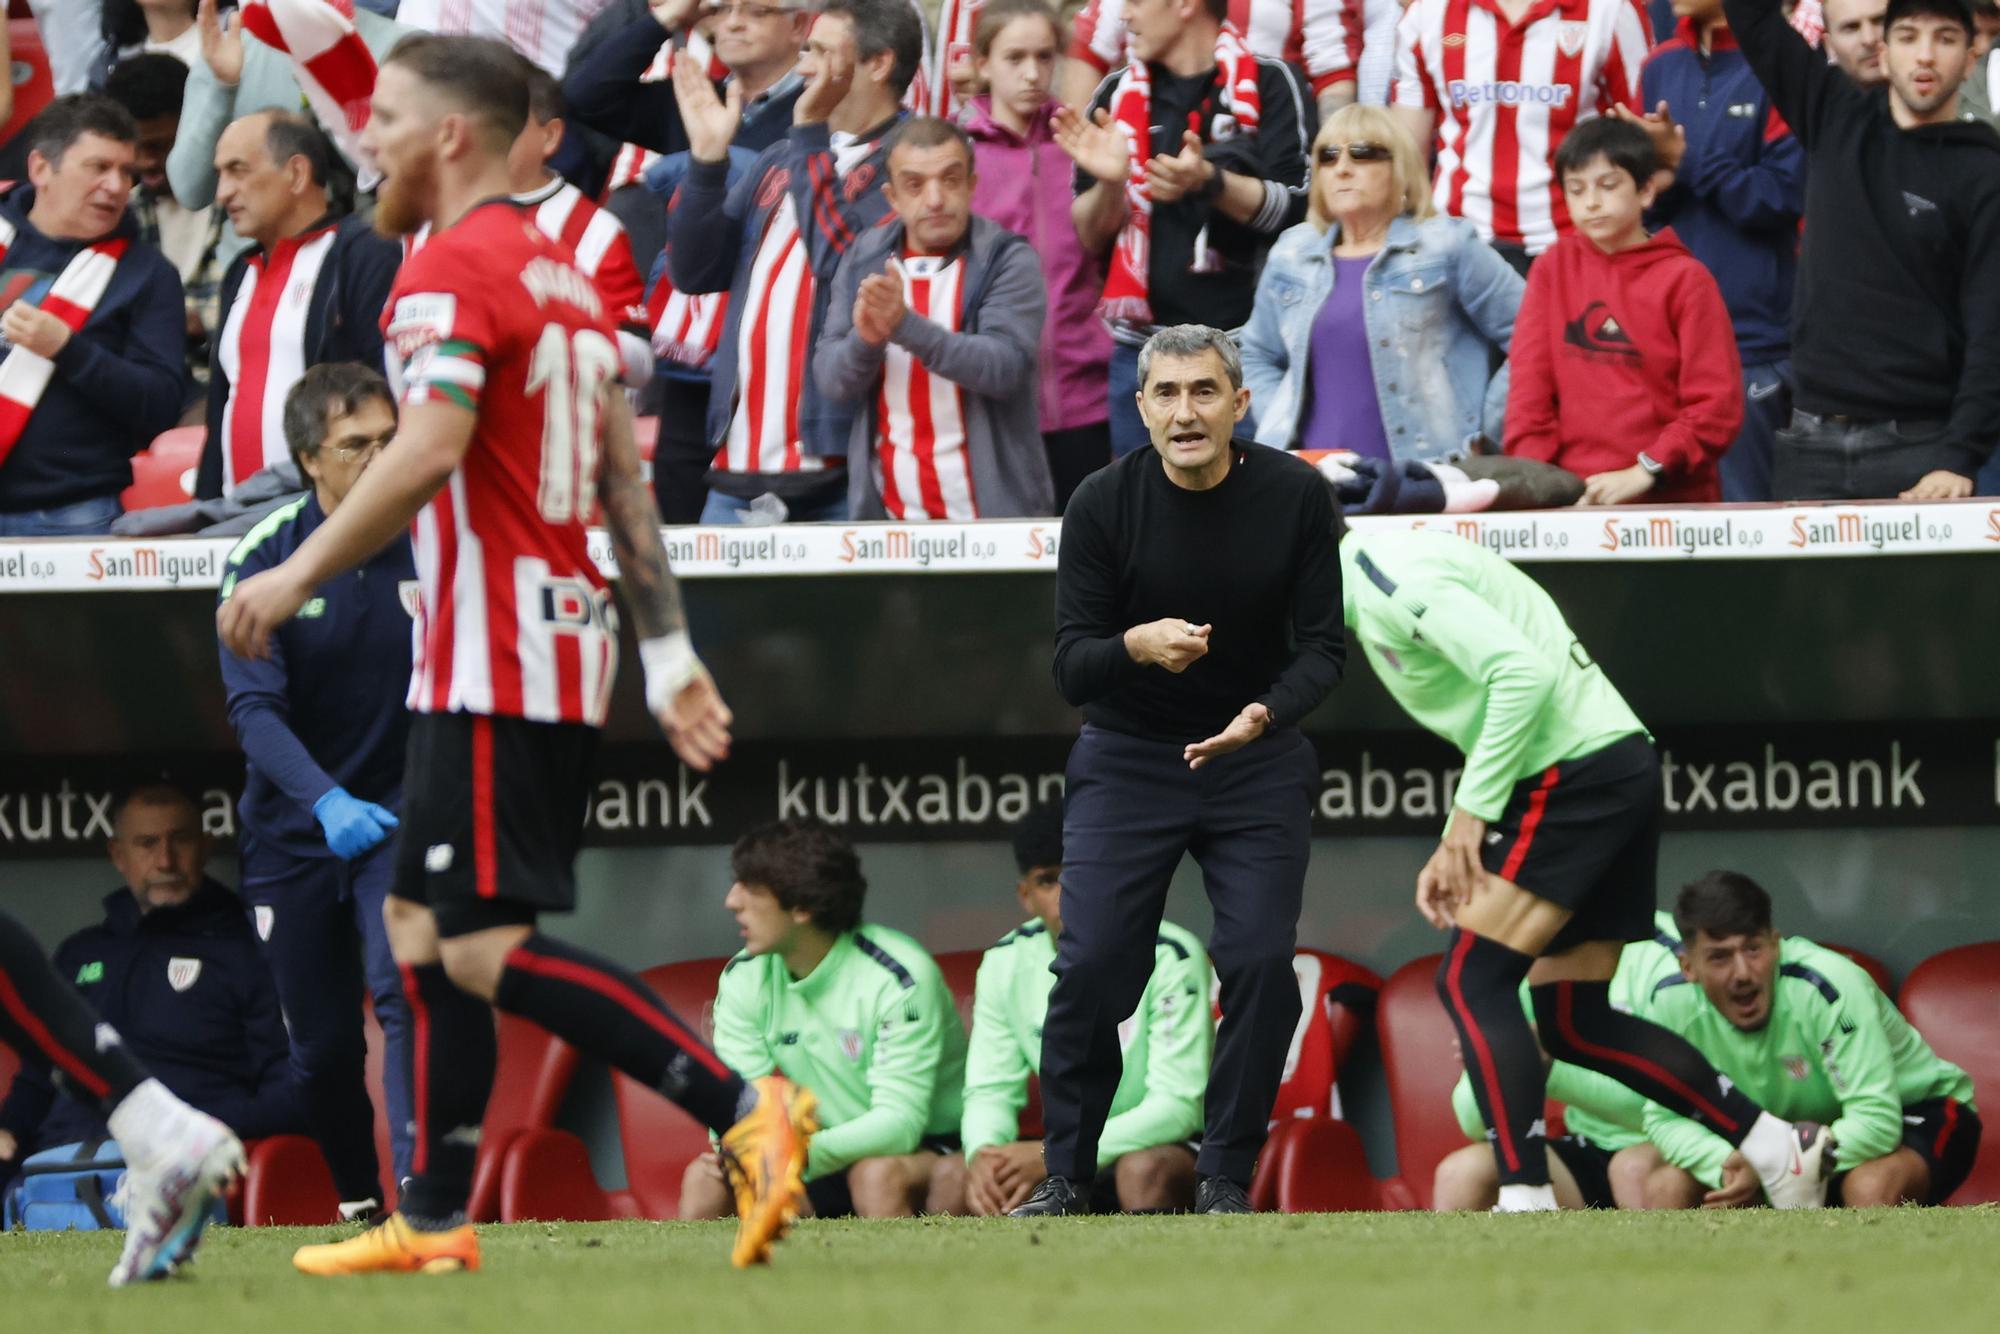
[373,152,438,237]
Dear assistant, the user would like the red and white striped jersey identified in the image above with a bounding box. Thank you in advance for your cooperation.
[381,201,621,726]
[719,135,879,474]
[1070,0,1364,98]
[929,0,982,120]
[649,270,728,371]
[721,193,820,474]
[394,0,614,76]
[1393,0,1650,254]
[874,254,977,521]
[216,224,339,494]
[407,178,646,330]
[1400,0,1648,253]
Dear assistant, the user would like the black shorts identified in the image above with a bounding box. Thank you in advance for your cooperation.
[803,1135,961,1219]
[390,712,598,938]
[1828,1097,1983,1206]
[1480,733,1660,953]
[1546,1134,1618,1210]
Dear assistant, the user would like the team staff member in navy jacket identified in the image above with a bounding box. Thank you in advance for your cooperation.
[0,785,302,1187]
[1621,0,1806,501]
[0,95,189,537]
[216,363,415,1217]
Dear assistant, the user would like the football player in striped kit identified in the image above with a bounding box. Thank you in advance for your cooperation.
[219,34,815,1275]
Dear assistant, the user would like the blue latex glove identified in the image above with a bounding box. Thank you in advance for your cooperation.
[312,788,399,861]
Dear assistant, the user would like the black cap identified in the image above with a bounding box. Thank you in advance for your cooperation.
[1011,800,1064,874]
[1884,0,1975,34]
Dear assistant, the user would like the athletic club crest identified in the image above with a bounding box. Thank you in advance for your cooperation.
[1784,1056,1810,1080]
[838,1029,864,1062]
[399,580,421,619]
[167,957,202,992]
[253,905,275,941]
[1557,22,1588,57]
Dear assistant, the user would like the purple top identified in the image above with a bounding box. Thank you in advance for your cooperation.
[1299,253,1391,461]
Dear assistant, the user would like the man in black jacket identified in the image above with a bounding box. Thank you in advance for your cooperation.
[0,784,302,1181]
[1021,325,1342,1219]
[196,110,399,500]
[1728,0,2000,499]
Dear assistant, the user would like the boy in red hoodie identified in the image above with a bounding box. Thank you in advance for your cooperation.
[1503,118,1744,505]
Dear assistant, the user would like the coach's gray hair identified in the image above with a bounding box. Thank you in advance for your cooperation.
[1136,325,1244,391]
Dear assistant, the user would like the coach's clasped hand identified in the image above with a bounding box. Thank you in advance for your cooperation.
[1123,617,1211,673]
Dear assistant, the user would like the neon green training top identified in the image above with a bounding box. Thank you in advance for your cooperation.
[1451,914,1686,1152]
[713,924,968,1181]
[960,918,1212,1163]
[1639,936,1976,1188]
[1340,530,1646,825]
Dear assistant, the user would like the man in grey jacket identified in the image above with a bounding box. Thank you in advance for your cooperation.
[816,116,1054,519]
[167,0,412,267]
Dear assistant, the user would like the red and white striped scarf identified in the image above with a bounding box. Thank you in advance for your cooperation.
[241,0,381,189]
[0,218,128,471]
[1102,22,1260,326]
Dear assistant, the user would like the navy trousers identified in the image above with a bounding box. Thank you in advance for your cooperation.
[240,832,413,1204]
[1041,724,1318,1186]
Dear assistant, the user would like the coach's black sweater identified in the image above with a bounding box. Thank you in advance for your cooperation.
[1727,0,2000,473]
[1053,443,1345,743]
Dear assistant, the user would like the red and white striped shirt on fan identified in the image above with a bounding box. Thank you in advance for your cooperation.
[216,224,338,493]
[395,0,614,75]
[875,254,977,521]
[1069,0,1364,100]
[1393,0,1651,255]
[719,134,879,476]
[382,201,621,726]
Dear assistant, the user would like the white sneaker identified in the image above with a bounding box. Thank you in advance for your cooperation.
[1759,1122,1832,1210]
[107,1113,245,1287]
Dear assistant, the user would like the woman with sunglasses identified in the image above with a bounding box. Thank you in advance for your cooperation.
[1240,105,1524,464]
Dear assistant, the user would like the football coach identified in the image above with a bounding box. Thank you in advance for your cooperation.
[1019,324,1345,1217]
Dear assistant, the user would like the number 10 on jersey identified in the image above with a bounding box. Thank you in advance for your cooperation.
[526,324,621,525]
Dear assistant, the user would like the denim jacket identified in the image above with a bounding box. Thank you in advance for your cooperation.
[1240,213,1524,461]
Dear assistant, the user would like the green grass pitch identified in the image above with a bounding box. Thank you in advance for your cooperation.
[5,1211,1996,1333]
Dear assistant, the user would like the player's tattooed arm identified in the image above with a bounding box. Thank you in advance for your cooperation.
[597,386,686,638]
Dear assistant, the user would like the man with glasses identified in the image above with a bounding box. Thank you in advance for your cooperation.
[216,362,415,1222]
[196,110,400,500]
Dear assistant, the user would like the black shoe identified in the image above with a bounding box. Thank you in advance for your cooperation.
[1009,1175,1087,1217]
[1194,1176,1252,1215]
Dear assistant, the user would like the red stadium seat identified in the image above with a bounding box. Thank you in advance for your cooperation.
[1242,949,1382,1212]
[2,21,55,153]
[120,426,204,512]
[1897,943,2000,1205]
[236,1135,340,1226]
[363,997,579,1218]
[500,958,728,1222]
[1822,943,1895,997]
[1376,953,1457,1211]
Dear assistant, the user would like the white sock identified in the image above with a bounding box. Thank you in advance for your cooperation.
[1494,1183,1558,1213]
[1738,1111,1794,1185]
[106,1078,196,1169]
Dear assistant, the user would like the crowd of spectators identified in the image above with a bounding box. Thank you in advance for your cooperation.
[0,0,1994,535]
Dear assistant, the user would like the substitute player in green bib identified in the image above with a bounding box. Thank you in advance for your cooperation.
[681,820,969,1219]
[1342,528,1830,1210]
[1435,914,1685,1210]
[937,802,1213,1215]
[1639,872,1980,1208]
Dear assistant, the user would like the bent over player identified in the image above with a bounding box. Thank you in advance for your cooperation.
[217,35,814,1273]
[1340,527,1829,1210]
